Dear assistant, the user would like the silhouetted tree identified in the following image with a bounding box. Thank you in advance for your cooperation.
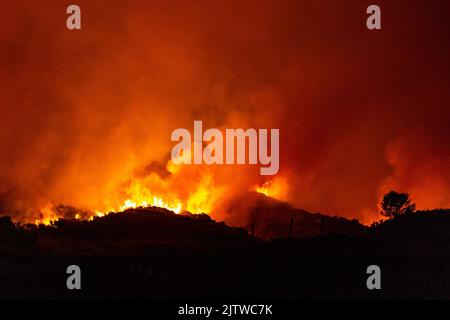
[380,191,416,218]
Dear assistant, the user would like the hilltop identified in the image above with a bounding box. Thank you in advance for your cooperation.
[0,206,449,299]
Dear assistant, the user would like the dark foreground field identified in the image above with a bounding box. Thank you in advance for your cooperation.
[0,208,449,299]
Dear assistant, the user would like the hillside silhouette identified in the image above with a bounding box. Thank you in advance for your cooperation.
[0,205,449,299]
[238,191,367,239]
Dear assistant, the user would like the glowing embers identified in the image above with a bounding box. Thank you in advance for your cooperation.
[118,196,182,214]
[95,172,222,217]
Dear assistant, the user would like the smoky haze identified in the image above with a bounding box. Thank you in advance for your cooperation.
[0,0,449,224]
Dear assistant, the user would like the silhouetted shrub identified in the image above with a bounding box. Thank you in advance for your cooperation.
[380,191,416,218]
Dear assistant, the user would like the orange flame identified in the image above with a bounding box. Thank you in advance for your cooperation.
[34,160,227,224]
[254,178,289,201]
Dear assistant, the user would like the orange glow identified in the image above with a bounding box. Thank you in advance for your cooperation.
[34,202,58,225]
[99,172,224,217]
[254,178,289,202]
[185,175,225,214]
[32,165,229,225]
[115,179,183,214]
[2,1,448,227]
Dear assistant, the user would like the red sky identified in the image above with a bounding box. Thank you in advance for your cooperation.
[0,0,449,224]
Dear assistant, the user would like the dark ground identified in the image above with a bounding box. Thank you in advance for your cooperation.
[0,208,449,299]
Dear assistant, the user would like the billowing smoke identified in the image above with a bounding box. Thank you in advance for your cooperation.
[0,0,448,224]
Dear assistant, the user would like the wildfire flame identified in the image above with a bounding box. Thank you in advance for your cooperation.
[33,173,289,226]
[35,202,58,226]
[33,160,226,225]
[254,178,289,201]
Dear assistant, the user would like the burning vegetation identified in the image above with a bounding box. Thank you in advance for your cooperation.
[0,1,449,228]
